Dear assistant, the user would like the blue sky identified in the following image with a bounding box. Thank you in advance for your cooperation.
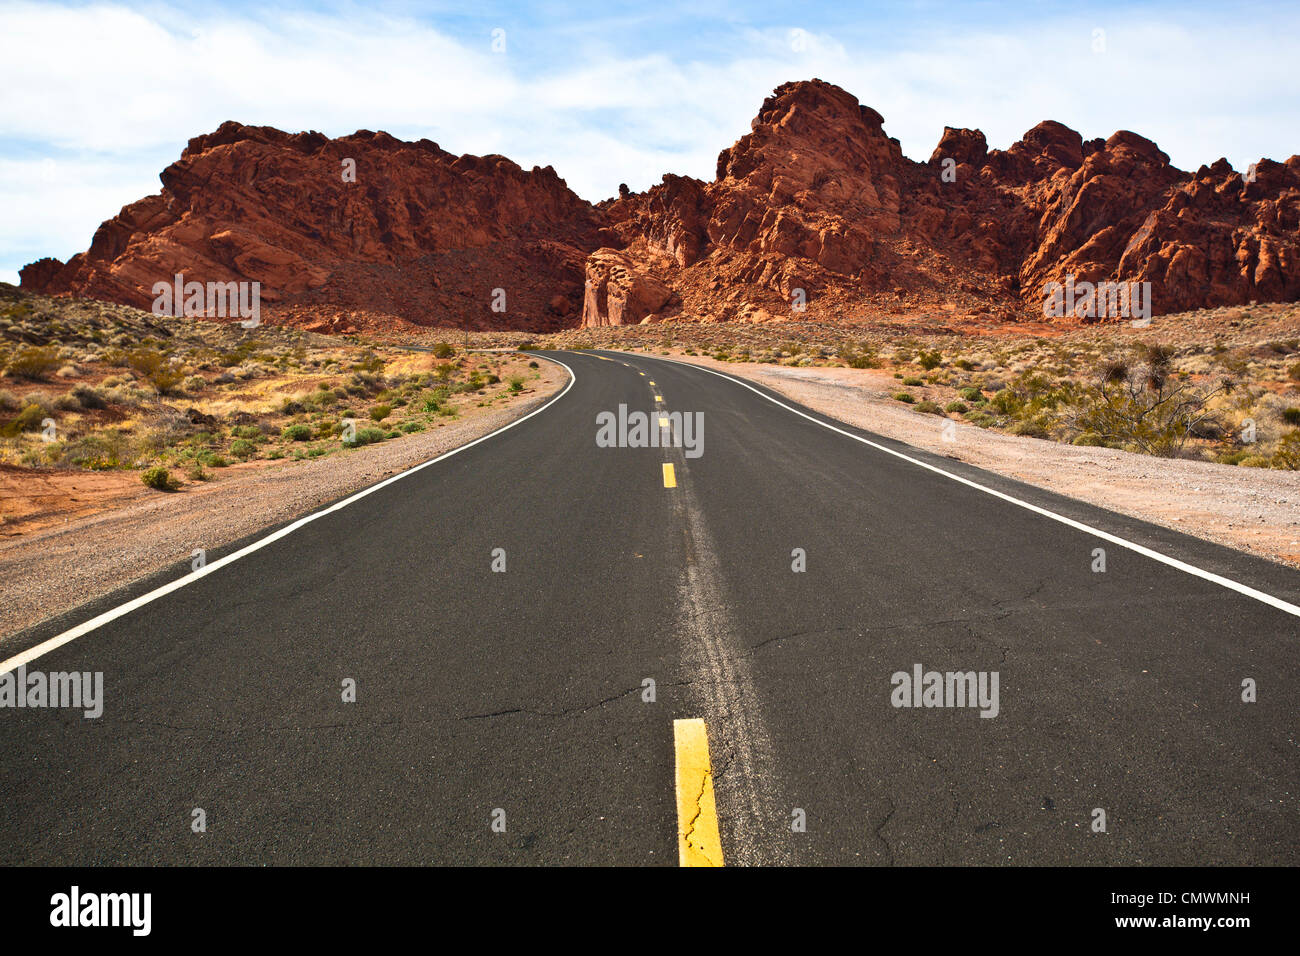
[3,0,1299,283]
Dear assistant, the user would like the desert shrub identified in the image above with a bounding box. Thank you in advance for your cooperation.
[230,425,262,439]
[1008,419,1050,438]
[6,346,61,380]
[902,376,924,386]
[916,349,943,370]
[2,403,49,436]
[914,400,944,415]
[344,427,387,448]
[0,389,18,411]
[958,386,983,402]
[508,377,525,393]
[399,421,424,433]
[71,384,107,409]
[1072,433,1112,447]
[1069,350,1230,457]
[1282,407,1300,426]
[282,424,313,441]
[431,342,455,359]
[352,350,385,372]
[1273,431,1300,469]
[141,466,178,490]
[1287,362,1300,382]
[369,404,392,421]
[893,392,916,404]
[945,401,969,414]
[230,439,257,458]
[127,348,186,394]
[184,375,207,392]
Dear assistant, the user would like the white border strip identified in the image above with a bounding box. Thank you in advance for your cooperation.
[0,355,577,675]
[627,351,1300,619]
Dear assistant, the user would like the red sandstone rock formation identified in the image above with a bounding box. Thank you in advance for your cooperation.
[23,81,1300,330]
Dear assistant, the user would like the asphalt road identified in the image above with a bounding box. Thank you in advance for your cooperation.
[1,349,1297,866]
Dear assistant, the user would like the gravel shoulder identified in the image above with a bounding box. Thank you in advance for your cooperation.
[661,353,1300,571]
[0,360,566,641]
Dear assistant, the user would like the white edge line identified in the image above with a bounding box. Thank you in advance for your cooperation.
[0,354,578,675]
[618,350,1300,620]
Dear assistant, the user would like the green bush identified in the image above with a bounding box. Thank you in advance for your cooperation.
[893,392,916,404]
[902,376,924,386]
[917,349,942,371]
[282,424,313,441]
[127,348,185,394]
[5,403,48,435]
[230,439,257,458]
[508,377,525,393]
[431,342,455,359]
[344,427,388,447]
[230,425,262,439]
[6,346,61,380]
[944,401,969,414]
[140,466,178,490]
[1273,431,1300,469]
[914,400,944,415]
[369,404,392,422]
[958,386,983,402]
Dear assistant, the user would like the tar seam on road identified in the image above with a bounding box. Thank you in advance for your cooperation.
[627,352,1300,620]
[0,355,579,676]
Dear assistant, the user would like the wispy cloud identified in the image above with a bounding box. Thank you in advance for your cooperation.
[2,0,1298,282]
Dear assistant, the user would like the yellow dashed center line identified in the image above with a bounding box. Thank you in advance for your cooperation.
[639,371,646,376]
[648,380,655,385]
[674,718,723,866]
[654,395,663,403]
[662,463,677,488]
[658,416,669,427]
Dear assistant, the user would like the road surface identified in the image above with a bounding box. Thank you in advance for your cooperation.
[1,349,1296,865]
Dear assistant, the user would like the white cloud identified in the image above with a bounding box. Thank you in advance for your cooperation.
[1,2,1297,283]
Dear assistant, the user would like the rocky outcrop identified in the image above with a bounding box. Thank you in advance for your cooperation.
[21,123,600,331]
[581,249,673,326]
[23,81,1300,328]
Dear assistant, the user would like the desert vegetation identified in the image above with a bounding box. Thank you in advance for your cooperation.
[0,287,546,494]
